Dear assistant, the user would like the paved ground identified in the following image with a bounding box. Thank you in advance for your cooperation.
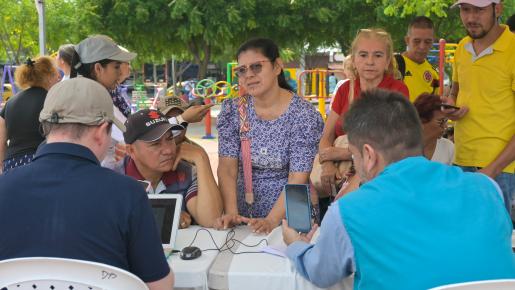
[186,112,220,182]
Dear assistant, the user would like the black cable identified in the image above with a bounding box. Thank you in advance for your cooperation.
[185,227,269,255]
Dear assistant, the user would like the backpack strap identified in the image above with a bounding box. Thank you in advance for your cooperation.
[394,53,406,80]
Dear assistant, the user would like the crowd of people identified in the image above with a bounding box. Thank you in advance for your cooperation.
[0,0,513,289]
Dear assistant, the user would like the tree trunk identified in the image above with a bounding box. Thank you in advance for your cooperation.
[197,44,211,80]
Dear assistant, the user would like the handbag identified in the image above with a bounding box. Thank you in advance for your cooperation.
[310,79,355,198]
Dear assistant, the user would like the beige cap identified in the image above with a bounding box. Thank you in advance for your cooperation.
[157,95,188,115]
[451,0,500,8]
[40,77,126,132]
[75,35,136,64]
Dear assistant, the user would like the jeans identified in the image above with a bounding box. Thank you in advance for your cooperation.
[458,165,515,218]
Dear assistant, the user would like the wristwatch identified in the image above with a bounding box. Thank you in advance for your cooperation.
[176,114,188,128]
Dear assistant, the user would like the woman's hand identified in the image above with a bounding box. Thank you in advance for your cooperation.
[179,211,192,229]
[213,213,241,230]
[239,216,278,235]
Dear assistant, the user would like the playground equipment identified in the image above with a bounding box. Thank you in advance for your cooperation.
[191,78,240,139]
[427,39,458,96]
[297,69,344,120]
[0,65,17,105]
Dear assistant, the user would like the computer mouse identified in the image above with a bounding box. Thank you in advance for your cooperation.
[180,246,202,260]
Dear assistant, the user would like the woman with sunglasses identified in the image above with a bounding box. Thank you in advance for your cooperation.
[315,28,409,212]
[216,38,324,234]
[414,93,454,165]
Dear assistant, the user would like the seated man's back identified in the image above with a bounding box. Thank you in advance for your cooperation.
[0,77,172,287]
[339,156,515,289]
[0,143,169,282]
[283,89,515,290]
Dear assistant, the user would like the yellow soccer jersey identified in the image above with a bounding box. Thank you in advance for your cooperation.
[402,56,439,102]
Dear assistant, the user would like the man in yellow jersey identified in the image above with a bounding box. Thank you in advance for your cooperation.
[445,0,515,218]
[395,16,439,102]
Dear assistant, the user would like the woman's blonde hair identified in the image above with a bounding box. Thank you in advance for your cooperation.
[342,55,355,80]
[348,28,401,80]
[15,56,57,89]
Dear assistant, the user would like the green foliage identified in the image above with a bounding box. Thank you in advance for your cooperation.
[0,0,97,63]
[2,0,513,74]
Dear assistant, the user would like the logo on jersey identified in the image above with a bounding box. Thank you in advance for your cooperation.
[423,71,433,83]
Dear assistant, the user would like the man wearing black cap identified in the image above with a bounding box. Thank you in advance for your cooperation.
[0,78,174,289]
[122,109,222,228]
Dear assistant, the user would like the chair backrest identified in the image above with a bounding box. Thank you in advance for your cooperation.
[430,279,515,290]
[0,257,148,290]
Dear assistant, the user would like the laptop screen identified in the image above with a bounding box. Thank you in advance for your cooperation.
[148,194,183,248]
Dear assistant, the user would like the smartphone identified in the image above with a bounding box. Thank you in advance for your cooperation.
[137,180,152,193]
[440,103,460,110]
[284,184,312,233]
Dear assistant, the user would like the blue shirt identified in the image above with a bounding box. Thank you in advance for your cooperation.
[287,157,515,289]
[0,142,170,283]
[286,204,355,288]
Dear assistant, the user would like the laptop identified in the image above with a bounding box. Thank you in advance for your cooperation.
[148,194,183,250]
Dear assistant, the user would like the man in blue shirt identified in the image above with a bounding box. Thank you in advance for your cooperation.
[283,89,515,290]
[0,78,174,289]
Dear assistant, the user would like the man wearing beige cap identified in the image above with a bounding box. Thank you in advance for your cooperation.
[0,78,174,289]
[444,0,515,219]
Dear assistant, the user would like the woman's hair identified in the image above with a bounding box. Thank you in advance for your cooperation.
[413,93,441,123]
[14,56,57,90]
[348,28,400,79]
[342,55,355,79]
[236,37,292,91]
[57,44,75,66]
[70,50,115,80]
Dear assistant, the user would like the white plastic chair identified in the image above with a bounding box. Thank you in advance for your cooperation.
[0,257,148,290]
[430,279,515,290]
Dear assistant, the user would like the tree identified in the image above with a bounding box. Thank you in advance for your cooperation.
[0,0,39,63]
[0,0,97,64]
[87,0,343,79]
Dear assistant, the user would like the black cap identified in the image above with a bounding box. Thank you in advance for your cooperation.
[123,109,184,144]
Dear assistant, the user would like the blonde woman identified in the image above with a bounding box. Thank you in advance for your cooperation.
[0,57,60,173]
[315,28,409,214]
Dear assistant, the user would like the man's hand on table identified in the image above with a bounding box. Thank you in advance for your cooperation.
[180,211,192,229]
[282,219,318,245]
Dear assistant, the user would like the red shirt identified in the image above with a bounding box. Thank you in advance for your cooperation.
[124,157,198,204]
[331,75,409,137]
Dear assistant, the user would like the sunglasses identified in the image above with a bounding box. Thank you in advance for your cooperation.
[234,60,271,78]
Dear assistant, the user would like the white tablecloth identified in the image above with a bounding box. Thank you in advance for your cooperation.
[173,228,515,290]
[170,226,229,290]
[224,226,353,290]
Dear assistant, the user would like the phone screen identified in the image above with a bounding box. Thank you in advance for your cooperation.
[284,184,312,233]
